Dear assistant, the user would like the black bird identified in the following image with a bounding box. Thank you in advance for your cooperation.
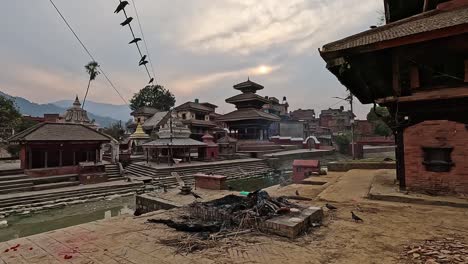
[139,60,148,66]
[295,190,299,196]
[120,17,133,26]
[325,203,337,210]
[129,38,142,44]
[191,192,202,199]
[114,1,129,14]
[228,185,233,191]
[139,55,147,64]
[351,211,363,222]
[148,77,154,84]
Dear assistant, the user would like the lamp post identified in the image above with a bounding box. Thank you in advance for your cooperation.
[333,92,356,159]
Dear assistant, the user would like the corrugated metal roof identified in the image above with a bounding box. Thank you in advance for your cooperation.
[142,111,169,130]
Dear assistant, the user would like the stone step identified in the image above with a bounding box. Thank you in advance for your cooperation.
[0,184,143,209]
[0,182,34,191]
[32,181,80,191]
[0,186,34,195]
[0,174,29,182]
[0,169,24,176]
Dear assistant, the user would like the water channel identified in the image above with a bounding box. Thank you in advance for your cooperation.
[0,195,136,242]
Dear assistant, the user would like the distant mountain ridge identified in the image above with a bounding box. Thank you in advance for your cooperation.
[52,100,131,122]
[0,91,119,127]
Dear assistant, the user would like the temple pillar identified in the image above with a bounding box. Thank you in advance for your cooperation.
[73,151,76,165]
[156,149,160,164]
[59,150,63,167]
[28,147,32,169]
[188,148,191,163]
[44,151,48,168]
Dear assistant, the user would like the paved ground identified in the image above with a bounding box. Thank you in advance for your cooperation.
[1,169,468,264]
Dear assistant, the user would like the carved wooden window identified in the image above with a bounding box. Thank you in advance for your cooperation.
[422,147,454,172]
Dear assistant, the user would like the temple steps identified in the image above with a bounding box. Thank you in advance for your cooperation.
[105,164,125,181]
[0,169,24,177]
[0,174,79,195]
[0,174,29,182]
[0,182,143,210]
[32,181,80,191]
[125,159,275,187]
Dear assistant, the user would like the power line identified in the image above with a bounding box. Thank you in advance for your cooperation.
[48,0,129,106]
[131,0,157,81]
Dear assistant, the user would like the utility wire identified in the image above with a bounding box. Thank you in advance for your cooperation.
[131,0,157,81]
[48,0,129,106]
[119,1,152,81]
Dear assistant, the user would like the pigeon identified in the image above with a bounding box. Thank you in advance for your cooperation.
[351,211,363,222]
[120,17,133,26]
[191,192,202,199]
[139,55,147,64]
[295,190,299,196]
[325,203,337,210]
[114,1,129,14]
[129,38,142,44]
[139,60,148,66]
[148,77,154,84]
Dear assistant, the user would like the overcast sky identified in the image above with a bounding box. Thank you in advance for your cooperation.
[0,0,383,118]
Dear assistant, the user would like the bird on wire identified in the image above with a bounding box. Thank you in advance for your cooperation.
[114,1,129,14]
[191,191,202,199]
[139,60,148,66]
[139,55,147,64]
[148,77,154,84]
[351,211,363,222]
[325,203,337,210]
[120,17,133,26]
[295,190,300,196]
[129,38,141,44]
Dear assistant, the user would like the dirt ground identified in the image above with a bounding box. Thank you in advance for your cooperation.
[1,169,467,264]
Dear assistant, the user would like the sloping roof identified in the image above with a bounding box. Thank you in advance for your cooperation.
[9,123,111,142]
[217,109,280,122]
[143,138,207,148]
[142,111,169,130]
[321,6,468,54]
[225,93,270,104]
[293,160,320,168]
[233,79,264,92]
[181,119,217,127]
[217,135,237,144]
[130,106,159,116]
[175,102,214,113]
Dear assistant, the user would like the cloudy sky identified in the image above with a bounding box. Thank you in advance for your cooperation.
[0,0,383,118]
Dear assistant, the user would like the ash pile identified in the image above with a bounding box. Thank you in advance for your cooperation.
[148,190,323,253]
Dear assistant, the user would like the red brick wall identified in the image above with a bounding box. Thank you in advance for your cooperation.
[195,175,227,190]
[404,120,468,194]
[292,166,319,183]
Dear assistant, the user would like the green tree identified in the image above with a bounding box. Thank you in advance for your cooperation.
[0,95,21,130]
[130,85,175,111]
[367,106,392,136]
[334,132,351,155]
[83,61,100,109]
[102,122,125,140]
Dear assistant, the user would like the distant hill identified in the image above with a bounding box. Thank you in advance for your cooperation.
[0,91,118,127]
[52,100,131,122]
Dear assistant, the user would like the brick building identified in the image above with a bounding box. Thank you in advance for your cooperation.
[174,100,219,140]
[320,0,468,194]
[319,106,354,134]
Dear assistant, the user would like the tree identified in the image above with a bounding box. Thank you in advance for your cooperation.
[83,61,100,109]
[102,122,125,140]
[334,132,351,155]
[367,106,392,137]
[0,95,21,130]
[130,85,175,111]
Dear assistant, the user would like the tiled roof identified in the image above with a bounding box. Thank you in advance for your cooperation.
[142,111,169,130]
[321,6,468,53]
[9,123,111,142]
[217,109,280,122]
[130,106,159,116]
[233,80,264,91]
[181,119,217,127]
[225,93,270,104]
[175,102,214,113]
[143,138,207,148]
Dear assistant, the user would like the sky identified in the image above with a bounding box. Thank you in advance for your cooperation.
[0,0,383,119]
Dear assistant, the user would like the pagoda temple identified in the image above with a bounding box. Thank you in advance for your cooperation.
[217,79,280,140]
[63,96,97,129]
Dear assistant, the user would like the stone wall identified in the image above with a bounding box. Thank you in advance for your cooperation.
[136,194,181,214]
[404,120,468,194]
[327,161,396,172]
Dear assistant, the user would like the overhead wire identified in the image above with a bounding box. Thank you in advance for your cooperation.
[131,0,157,81]
[48,0,129,106]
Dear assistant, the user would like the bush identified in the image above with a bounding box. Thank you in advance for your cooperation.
[334,133,351,155]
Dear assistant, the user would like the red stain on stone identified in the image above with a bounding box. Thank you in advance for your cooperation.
[10,244,20,250]
[29,247,33,250]
[64,255,73,260]
[4,249,9,253]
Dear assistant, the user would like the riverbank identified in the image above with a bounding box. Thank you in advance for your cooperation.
[2,169,467,263]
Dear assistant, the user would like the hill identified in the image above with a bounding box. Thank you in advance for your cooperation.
[0,91,118,127]
[52,100,131,122]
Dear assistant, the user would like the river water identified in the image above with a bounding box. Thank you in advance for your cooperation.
[0,195,136,242]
